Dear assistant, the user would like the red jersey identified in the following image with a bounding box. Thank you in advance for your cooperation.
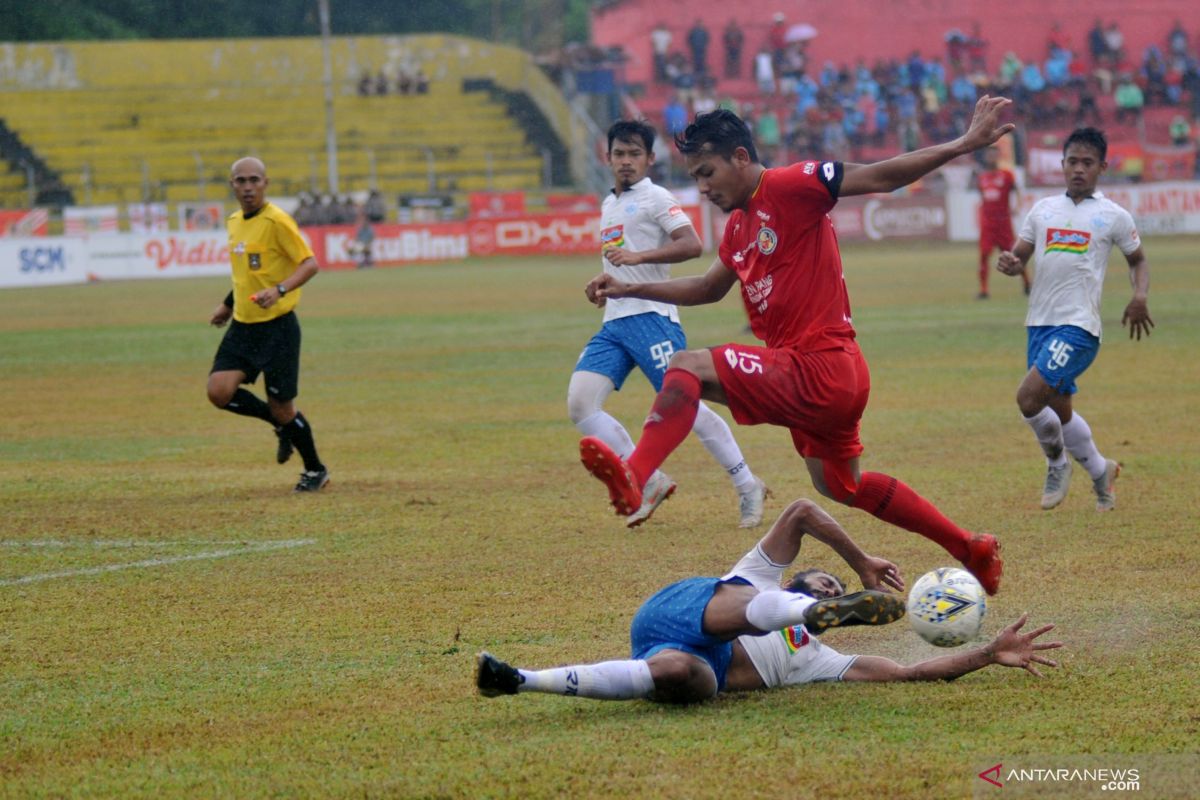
[977,169,1016,224]
[718,161,855,351]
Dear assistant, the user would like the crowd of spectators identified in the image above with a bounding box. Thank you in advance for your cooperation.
[292,190,387,227]
[357,67,429,96]
[650,16,1200,167]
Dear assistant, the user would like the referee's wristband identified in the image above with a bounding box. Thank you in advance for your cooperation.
[223,291,234,309]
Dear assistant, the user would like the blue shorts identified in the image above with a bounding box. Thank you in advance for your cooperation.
[629,576,749,690]
[1026,325,1100,395]
[575,313,687,391]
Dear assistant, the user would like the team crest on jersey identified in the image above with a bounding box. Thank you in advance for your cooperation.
[248,253,262,270]
[781,625,810,653]
[756,226,778,255]
[1045,228,1090,254]
[600,224,625,249]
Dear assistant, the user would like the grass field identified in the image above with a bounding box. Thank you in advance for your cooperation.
[1,237,1198,798]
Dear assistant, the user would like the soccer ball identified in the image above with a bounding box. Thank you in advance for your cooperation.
[906,567,987,647]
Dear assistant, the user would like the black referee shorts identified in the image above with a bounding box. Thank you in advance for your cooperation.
[211,311,302,401]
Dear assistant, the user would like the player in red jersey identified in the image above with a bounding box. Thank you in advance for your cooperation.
[973,145,1028,299]
[580,96,1014,594]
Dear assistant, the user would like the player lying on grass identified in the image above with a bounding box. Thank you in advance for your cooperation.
[477,499,1060,704]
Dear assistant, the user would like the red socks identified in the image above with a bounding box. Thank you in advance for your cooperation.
[627,368,701,486]
[851,472,971,562]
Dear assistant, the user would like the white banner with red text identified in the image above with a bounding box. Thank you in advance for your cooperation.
[946,180,1200,240]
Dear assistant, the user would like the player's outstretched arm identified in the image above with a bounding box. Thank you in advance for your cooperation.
[587,257,737,308]
[758,499,904,592]
[842,614,1063,682]
[840,95,1015,197]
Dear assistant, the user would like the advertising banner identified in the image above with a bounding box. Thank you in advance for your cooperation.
[0,238,89,288]
[305,222,470,268]
[468,191,527,219]
[128,202,169,233]
[87,231,230,280]
[179,202,226,231]
[949,180,1200,239]
[0,208,49,237]
[63,205,120,236]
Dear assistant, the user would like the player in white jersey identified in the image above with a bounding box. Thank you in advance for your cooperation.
[998,127,1153,512]
[476,498,1061,704]
[569,120,768,529]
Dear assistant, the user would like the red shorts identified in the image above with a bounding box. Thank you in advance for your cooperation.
[979,221,1014,254]
[710,342,870,461]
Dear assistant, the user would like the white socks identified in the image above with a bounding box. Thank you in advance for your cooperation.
[574,409,636,458]
[518,659,655,700]
[693,402,757,491]
[1023,407,1067,466]
[1062,412,1107,480]
[744,590,818,633]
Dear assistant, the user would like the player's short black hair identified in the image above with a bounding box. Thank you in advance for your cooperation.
[785,569,845,597]
[674,109,759,163]
[607,119,656,153]
[1063,127,1107,162]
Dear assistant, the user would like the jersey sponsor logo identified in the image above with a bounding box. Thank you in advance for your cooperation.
[803,162,816,174]
[745,274,773,304]
[756,226,778,255]
[600,224,625,249]
[1045,228,1090,254]
[756,209,772,222]
[668,205,685,216]
[233,241,246,255]
[781,625,811,653]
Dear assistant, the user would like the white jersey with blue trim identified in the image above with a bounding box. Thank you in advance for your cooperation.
[721,540,858,688]
[738,627,858,688]
[599,176,694,324]
[1018,190,1140,339]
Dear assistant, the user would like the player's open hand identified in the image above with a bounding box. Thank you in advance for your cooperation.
[996,250,1023,276]
[1121,297,1154,340]
[209,303,232,327]
[604,247,642,267]
[857,556,905,593]
[984,613,1063,677]
[585,273,628,307]
[961,95,1016,152]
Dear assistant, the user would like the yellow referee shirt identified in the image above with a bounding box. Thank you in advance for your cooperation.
[226,202,314,324]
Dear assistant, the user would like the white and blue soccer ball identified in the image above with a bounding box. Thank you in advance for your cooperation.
[906,567,987,647]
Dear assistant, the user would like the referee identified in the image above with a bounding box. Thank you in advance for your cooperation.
[207,156,329,492]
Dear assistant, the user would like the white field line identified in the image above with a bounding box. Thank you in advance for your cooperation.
[0,538,315,587]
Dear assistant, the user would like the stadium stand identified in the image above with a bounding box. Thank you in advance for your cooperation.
[0,34,581,208]
[590,0,1200,169]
